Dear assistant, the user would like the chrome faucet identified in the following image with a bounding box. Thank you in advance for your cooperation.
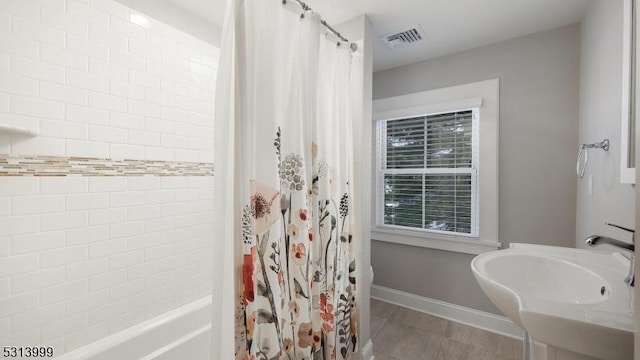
[585,223,635,286]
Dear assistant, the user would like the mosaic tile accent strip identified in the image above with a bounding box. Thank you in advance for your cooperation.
[0,155,214,176]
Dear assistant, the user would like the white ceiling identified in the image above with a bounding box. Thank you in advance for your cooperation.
[167,0,591,72]
[163,0,226,28]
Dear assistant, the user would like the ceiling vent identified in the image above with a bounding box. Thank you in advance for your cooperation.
[379,26,426,49]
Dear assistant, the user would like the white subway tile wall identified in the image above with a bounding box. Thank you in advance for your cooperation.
[0,0,217,162]
[0,176,215,354]
[0,0,217,355]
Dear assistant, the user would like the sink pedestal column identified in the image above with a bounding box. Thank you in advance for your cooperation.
[530,338,605,360]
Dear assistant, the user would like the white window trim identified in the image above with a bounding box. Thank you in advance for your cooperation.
[372,79,500,255]
[620,0,636,184]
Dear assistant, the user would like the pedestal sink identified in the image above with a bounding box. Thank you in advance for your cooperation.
[471,244,633,360]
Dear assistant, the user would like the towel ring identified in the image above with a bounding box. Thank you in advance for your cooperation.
[576,139,609,178]
[576,145,588,178]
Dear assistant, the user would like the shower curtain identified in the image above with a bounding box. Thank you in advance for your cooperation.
[212,0,360,359]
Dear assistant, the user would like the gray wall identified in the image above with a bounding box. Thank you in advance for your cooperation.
[576,1,635,250]
[372,24,580,314]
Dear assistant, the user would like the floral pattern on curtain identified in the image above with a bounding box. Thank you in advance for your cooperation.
[235,126,357,360]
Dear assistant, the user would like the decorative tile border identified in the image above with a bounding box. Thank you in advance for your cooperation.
[0,154,214,176]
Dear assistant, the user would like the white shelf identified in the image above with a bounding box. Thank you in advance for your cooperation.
[0,124,38,137]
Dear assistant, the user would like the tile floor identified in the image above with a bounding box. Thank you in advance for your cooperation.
[370,298,524,360]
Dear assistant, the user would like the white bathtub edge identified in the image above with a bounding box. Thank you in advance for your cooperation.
[55,296,212,360]
[140,325,211,360]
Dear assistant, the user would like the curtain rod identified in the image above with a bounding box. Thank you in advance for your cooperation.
[282,0,358,52]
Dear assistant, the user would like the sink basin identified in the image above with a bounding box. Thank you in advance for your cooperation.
[480,254,610,305]
[472,244,633,360]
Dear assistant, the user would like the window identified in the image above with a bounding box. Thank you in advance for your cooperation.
[372,79,499,254]
[377,109,479,237]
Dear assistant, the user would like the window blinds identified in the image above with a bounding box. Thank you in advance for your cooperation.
[377,109,479,236]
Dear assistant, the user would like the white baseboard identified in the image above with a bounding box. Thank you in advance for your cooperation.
[360,339,374,360]
[371,285,524,340]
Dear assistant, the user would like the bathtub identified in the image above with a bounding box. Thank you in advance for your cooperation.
[56,296,212,360]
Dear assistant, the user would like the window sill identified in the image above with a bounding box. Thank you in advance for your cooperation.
[371,227,501,255]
